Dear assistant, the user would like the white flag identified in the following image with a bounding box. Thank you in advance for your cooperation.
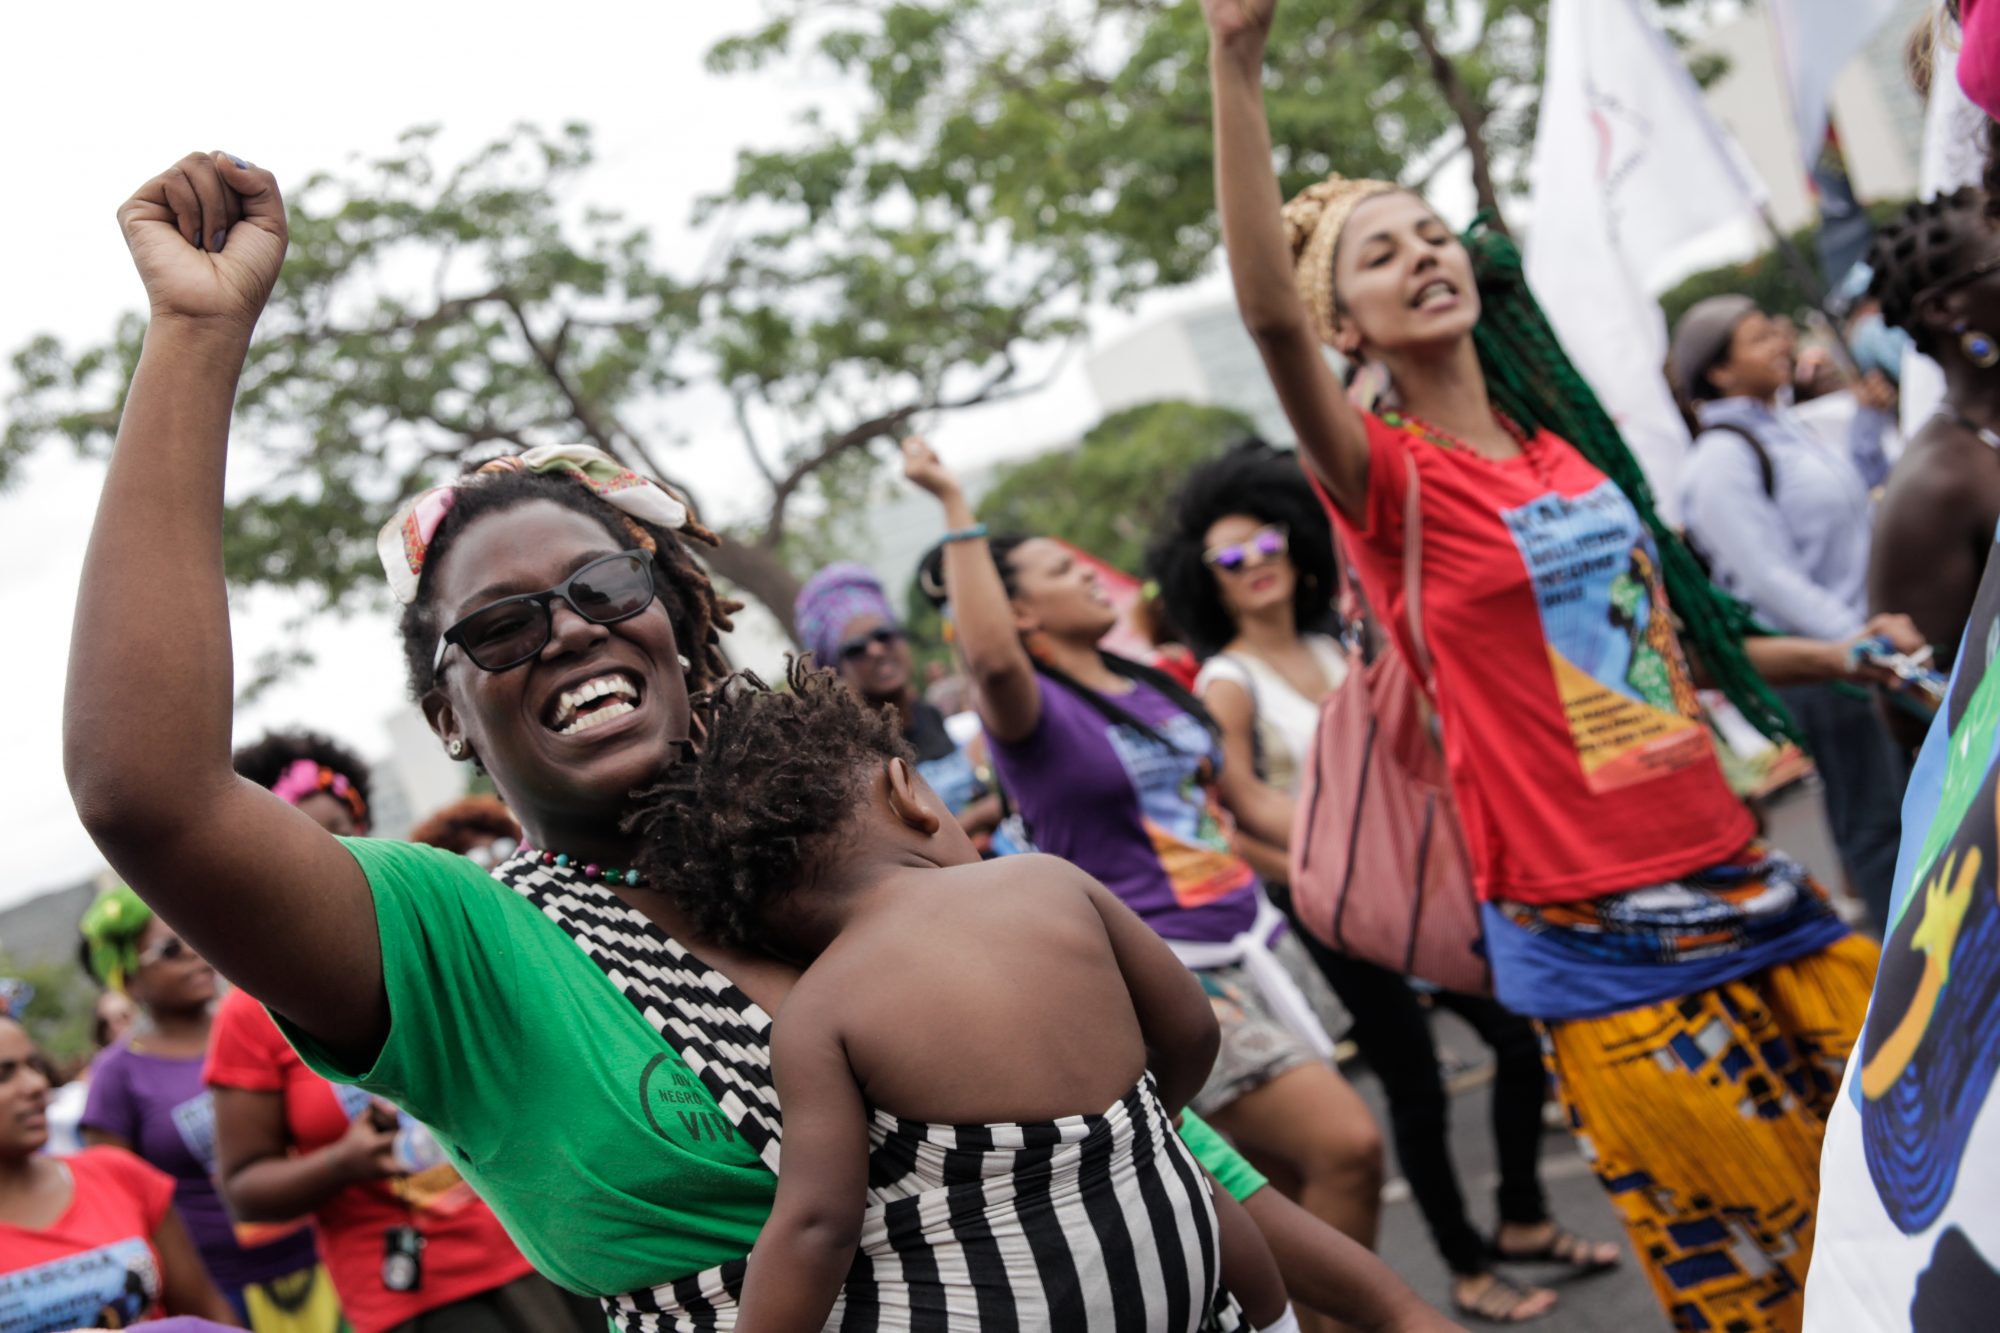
[1524,0,1765,521]
[1769,0,1900,168]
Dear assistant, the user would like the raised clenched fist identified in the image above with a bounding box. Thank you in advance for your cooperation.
[117,152,287,332]
[1199,0,1278,46]
[900,435,962,503]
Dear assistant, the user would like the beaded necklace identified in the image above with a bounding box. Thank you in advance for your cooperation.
[518,843,647,887]
[1380,406,1555,488]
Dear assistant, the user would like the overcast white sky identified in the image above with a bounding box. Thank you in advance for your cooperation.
[0,0,1276,909]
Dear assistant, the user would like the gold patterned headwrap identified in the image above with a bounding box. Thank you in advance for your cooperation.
[1280,174,1398,347]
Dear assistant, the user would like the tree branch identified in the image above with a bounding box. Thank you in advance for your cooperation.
[1406,0,1511,234]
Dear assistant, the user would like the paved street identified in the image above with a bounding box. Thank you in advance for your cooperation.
[1355,1008,1669,1332]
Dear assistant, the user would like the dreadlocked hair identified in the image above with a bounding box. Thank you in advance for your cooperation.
[1146,439,1340,659]
[629,659,911,953]
[1868,187,1990,352]
[916,535,1224,749]
[1459,214,1798,744]
[395,468,740,701]
[232,730,375,818]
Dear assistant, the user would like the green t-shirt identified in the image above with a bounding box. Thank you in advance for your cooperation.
[283,839,1269,1295]
[280,838,777,1296]
[1178,1110,1268,1203]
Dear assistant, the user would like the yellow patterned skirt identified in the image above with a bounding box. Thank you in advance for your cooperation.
[1541,933,1880,1333]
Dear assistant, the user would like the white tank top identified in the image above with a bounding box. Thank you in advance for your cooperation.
[1194,635,1349,797]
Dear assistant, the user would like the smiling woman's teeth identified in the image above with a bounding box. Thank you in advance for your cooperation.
[560,700,635,736]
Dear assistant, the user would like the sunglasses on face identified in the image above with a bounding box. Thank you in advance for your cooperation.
[435,550,658,675]
[138,936,192,968]
[1204,525,1289,572]
[838,626,905,663]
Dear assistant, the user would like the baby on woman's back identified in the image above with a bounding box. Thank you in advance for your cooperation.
[634,662,1232,1332]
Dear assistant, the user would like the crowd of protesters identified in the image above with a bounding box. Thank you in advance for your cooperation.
[10,1,2000,1331]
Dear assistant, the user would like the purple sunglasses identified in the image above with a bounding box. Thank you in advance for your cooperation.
[1203,524,1288,572]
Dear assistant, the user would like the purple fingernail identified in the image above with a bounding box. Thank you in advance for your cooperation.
[211,230,228,251]
[229,156,248,169]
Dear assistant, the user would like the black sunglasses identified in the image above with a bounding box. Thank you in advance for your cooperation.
[837,626,905,663]
[435,550,658,675]
[138,936,191,967]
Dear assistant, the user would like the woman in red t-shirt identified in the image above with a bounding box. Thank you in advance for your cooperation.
[1203,2,1892,1328]
[204,988,578,1333]
[0,1016,238,1332]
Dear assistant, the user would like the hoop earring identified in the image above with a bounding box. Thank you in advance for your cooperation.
[1960,323,2000,368]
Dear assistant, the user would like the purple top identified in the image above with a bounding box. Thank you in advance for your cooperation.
[990,673,1260,943]
[82,1037,318,1291]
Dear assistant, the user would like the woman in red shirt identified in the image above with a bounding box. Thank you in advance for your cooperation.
[1204,2,1893,1328]
[0,1016,237,1331]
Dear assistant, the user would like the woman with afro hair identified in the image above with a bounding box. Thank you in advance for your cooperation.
[1149,440,1612,1321]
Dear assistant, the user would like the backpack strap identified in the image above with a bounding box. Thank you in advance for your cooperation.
[1401,451,1434,686]
[1704,421,1777,498]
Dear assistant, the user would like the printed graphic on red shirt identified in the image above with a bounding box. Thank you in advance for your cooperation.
[0,1237,158,1332]
[1500,480,1709,793]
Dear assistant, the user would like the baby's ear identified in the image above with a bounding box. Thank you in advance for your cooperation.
[884,757,943,836]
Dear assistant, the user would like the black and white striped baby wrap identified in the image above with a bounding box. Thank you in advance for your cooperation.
[499,852,1240,1332]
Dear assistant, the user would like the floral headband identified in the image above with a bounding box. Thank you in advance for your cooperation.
[271,758,369,828]
[376,445,692,605]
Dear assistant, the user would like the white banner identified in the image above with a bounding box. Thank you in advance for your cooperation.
[1524,0,1766,520]
[1769,0,1900,168]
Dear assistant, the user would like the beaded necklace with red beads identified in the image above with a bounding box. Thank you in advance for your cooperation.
[1380,406,1556,490]
[518,844,646,888]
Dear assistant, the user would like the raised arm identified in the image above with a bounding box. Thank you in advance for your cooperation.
[1077,869,1221,1113]
[901,435,1044,743]
[1203,0,1372,518]
[63,153,384,1060]
[736,999,869,1333]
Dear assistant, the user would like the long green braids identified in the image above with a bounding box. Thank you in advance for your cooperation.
[1460,215,1799,745]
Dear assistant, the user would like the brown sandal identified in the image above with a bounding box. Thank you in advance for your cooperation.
[1489,1224,1621,1275]
[1452,1272,1558,1324]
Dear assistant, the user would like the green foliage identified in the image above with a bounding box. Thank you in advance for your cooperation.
[976,400,1258,575]
[1,952,97,1071]
[5,0,1728,648]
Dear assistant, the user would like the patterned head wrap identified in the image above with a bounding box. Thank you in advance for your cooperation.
[271,757,370,830]
[377,445,693,605]
[79,883,154,993]
[1281,174,1400,347]
[794,562,899,669]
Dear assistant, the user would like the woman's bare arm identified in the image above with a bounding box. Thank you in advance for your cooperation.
[62,154,383,1061]
[1203,676,1299,848]
[901,436,1044,743]
[1204,0,1372,518]
[212,1087,397,1223]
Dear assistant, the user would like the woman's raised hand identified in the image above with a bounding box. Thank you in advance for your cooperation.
[1199,0,1277,46]
[117,152,287,333]
[901,435,963,504]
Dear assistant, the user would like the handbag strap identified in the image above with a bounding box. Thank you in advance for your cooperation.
[1400,451,1433,687]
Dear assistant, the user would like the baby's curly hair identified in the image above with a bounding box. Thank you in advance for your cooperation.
[631,659,912,953]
